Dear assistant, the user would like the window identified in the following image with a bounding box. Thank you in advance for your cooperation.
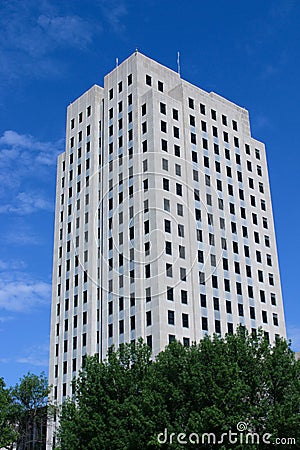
[182,313,189,328]
[197,229,203,242]
[161,121,167,133]
[147,335,152,348]
[166,263,173,277]
[146,287,151,303]
[262,311,268,324]
[238,304,244,317]
[180,267,186,281]
[211,109,216,120]
[213,297,219,311]
[167,287,174,301]
[164,198,170,211]
[222,115,227,126]
[271,293,276,306]
[146,311,152,326]
[212,275,218,289]
[146,75,152,86]
[163,177,169,190]
[234,137,239,148]
[200,103,206,114]
[173,109,178,120]
[200,294,207,307]
[188,97,194,109]
[141,103,147,116]
[158,81,164,92]
[168,310,175,325]
[202,317,208,331]
[109,88,113,100]
[161,139,168,152]
[128,73,132,85]
[215,320,221,334]
[179,245,185,259]
[191,133,197,145]
[160,102,166,114]
[250,306,256,320]
[175,164,181,176]
[224,279,230,292]
[145,241,150,256]
[178,224,184,237]
[165,241,172,255]
[145,264,151,278]
[165,220,171,233]
[174,145,180,157]
[176,183,182,196]
[226,301,232,314]
[177,203,183,216]
[181,290,188,304]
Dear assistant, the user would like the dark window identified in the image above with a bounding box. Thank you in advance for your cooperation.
[160,102,166,114]
[182,313,189,328]
[168,310,175,325]
[188,97,194,109]
[167,287,174,301]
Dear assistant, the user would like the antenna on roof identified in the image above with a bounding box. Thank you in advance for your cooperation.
[116,58,119,67]
[177,51,181,77]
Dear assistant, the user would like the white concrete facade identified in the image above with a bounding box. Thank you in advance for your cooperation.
[48,51,286,448]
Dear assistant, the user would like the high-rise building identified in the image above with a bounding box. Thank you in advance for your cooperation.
[48,51,286,446]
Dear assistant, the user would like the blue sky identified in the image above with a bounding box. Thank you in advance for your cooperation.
[0,0,299,387]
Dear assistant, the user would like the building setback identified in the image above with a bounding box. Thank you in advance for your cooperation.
[48,51,286,447]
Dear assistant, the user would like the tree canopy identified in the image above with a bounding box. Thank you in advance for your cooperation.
[0,372,50,450]
[57,328,300,450]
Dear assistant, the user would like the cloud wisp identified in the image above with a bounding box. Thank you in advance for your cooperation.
[0,0,97,81]
[0,270,51,313]
[0,129,61,215]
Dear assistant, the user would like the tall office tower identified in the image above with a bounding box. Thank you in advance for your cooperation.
[48,52,286,444]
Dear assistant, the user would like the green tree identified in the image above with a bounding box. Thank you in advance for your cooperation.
[12,372,50,450]
[57,330,300,450]
[0,377,17,449]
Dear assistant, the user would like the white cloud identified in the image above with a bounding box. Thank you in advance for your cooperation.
[0,272,51,312]
[37,14,93,49]
[4,229,42,246]
[0,259,26,270]
[0,192,53,215]
[0,130,60,215]
[0,0,104,83]
[99,0,128,33]
[16,344,49,367]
